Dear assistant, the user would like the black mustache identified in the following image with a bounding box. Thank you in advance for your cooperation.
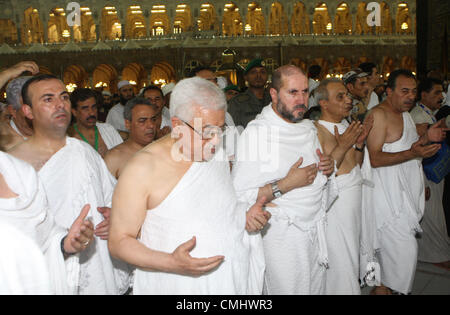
[87,116,97,121]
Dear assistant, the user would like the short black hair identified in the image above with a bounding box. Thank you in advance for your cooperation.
[417,78,443,101]
[359,62,377,76]
[123,97,158,121]
[308,65,322,79]
[387,69,416,91]
[70,88,98,109]
[141,85,164,98]
[21,74,60,107]
[188,66,213,78]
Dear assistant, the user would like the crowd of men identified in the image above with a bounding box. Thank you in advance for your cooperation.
[0,58,449,295]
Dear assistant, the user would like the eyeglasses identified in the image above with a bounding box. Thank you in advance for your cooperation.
[181,120,226,140]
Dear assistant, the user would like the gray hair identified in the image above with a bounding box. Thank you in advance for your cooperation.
[6,76,32,110]
[123,97,158,121]
[315,78,344,104]
[169,77,227,121]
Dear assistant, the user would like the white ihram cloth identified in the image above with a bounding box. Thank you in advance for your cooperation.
[317,120,363,295]
[367,91,380,110]
[134,154,265,295]
[96,122,123,150]
[0,221,51,294]
[38,137,131,295]
[161,107,172,129]
[361,112,425,294]
[232,104,338,294]
[410,105,450,263]
[106,103,127,132]
[0,151,79,294]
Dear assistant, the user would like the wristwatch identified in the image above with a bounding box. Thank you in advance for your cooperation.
[271,181,283,198]
[355,144,365,152]
[60,235,75,257]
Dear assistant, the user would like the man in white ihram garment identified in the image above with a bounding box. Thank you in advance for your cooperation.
[314,78,372,295]
[232,65,336,295]
[0,151,95,294]
[8,74,131,294]
[108,77,269,295]
[410,77,450,267]
[0,220,51,294]
[69,88,123,157]
[361,69,447,295]
[106,80,135,139]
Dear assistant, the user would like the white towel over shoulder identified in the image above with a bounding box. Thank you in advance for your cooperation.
[38,137,131,295]
[134,153,265,295]
[0,151,78,294]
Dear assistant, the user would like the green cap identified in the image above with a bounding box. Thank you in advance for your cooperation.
[244,59,266,75]
[223,85,240,93]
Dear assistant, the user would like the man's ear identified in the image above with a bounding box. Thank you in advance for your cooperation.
[269,87,278,104]
[318,99,327,111]
[71,108,77,119]
[21,104,33,120]
[124,119,131,131]
[7,105,17,118]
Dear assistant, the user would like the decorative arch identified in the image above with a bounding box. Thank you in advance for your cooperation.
[334,2,352,34]
[93,64,118,93]
[126,6,146,39]
[291,2,310,35]
[377,2,392,34]
[400,56,415,72]
[396,2,412,34]
[0,19,17,44]
[381,56,395,79]
[22,7,44,44]
[223,2,243,36]
[150,5,170,36]
[101,6,121,40]
[246,2,265,35]
[332,57,352,76]
[48,7,70,43]
[355,2,370,35]
[269,2,288,35]
[174,4,192,34]
[313,3,332,35]
[122,63,148,90]
[198,3,217,32]
[63,65,88,90]
[151,62,176,86]
[79,6,96,41]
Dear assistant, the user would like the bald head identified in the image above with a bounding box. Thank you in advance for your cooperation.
[272,65,306,92]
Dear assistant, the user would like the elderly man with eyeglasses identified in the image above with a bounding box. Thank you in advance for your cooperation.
[108,77,269,295]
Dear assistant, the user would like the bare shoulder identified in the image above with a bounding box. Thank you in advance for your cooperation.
[369,104,387,119]
[104,142,125,160]
[120,141,165,181]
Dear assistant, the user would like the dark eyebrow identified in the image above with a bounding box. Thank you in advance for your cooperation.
[39,93,55,99]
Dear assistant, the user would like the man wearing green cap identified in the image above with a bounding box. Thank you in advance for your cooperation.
[224,85,240,101]
[228,59,272,128]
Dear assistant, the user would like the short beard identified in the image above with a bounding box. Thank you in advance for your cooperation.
[277,98,306,123]
[120,95,132,106]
